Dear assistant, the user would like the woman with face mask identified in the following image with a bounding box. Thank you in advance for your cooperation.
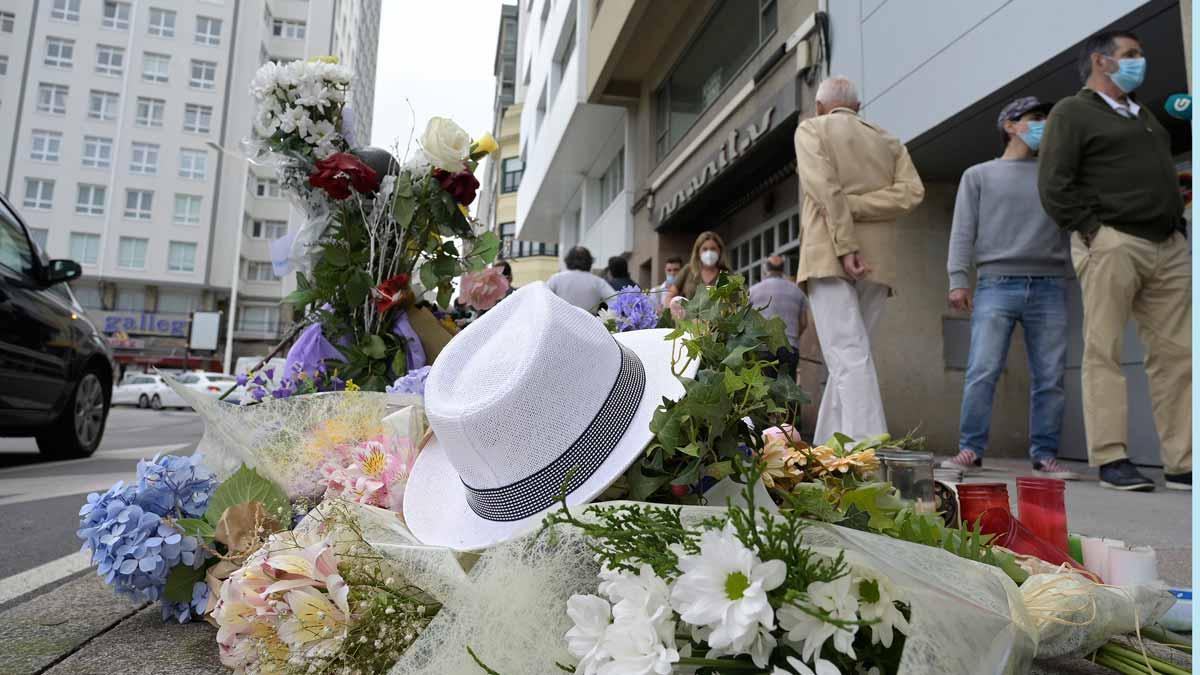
[668,231,733,300]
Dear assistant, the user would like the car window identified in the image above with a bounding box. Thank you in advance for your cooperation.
[0,200,35,278]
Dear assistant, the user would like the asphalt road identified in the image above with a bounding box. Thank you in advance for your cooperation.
[0,406,205,583]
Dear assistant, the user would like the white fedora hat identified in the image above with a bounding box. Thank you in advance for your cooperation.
[404,281,697,550]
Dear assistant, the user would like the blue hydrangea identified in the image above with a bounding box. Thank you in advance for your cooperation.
[77,454,218,623]
[608,286,659,332]
[386,365,431,396]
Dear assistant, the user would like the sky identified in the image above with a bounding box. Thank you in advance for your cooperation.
[369,0,506,175]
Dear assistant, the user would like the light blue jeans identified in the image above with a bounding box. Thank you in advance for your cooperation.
[959,276,1068,462]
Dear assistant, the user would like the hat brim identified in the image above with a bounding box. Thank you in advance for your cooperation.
[403,328,699,551]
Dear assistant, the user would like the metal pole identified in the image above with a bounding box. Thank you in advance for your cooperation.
[209,141,249,374]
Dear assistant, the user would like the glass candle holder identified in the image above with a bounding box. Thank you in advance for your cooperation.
[1016,477,1068,555]
[956,483,1010,530]
[878,450,936,514]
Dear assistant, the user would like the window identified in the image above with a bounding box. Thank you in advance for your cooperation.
[236,305,280,333]
[653,0,776,161]
[245,261,276,281]
[82,136,113,168]
[115,287,144,311]
[38,83,68,114]
[195,16,222,45]
[167,241,196,272]
[183,104,212,133]
[498,222,515,252]
[45,37,74,68]
[254,177,281,198]
[247,219,287,240]
[148,7,175,37]
[501,157,524,193]
[69,232,100,264]
[102,1,130,30]
[30,130,63,162]
[88,90,118,120]
[178,149,207,179]
[29,227,49,251]
[117,237,147,270]
[143,52,170,83]
[1,12,14,33]
[24,179,54,210]
[173,194,202,224]
[96,45,124,76]
[72,285,102,308]
[124,189,153,220]
[190,60,216,89]
[129,142,159,174]
[272,19,306,39]
[157,291,194,314]
[75,184,106,216]
[598,149,624,213]
[0,55,7,76]
[51,0,80,21]
[134,97,165,127]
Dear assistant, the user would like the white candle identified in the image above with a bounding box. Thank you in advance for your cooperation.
[1108,546,1158,586]
[1081,536,1112,581]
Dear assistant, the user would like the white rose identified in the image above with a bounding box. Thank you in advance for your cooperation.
[418,117,471,172]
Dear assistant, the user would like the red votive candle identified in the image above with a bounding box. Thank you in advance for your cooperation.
[1016,477,1068,555]
[956,483,1010,530]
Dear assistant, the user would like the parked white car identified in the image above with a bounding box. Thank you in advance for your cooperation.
[111,374,188,410]
[175,371,241,403]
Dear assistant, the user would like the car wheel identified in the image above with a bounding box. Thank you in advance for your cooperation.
[36,370,108,459]
[151,394,163,410]
[138,394,149,409]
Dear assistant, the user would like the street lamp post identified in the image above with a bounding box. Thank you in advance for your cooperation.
[208,141,249,374]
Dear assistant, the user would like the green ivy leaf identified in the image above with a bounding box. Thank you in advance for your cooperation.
[721,344,756,368]
[175,518,215,541]
[626,461,672,500]
[204,465,290,528]
[163,562,208,603]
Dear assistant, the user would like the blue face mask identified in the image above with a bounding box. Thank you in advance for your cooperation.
[1018,121,1045,152]
[1108,57,1146,94]
[664,274,676,285]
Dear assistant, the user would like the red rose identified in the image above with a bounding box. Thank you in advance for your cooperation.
[374,273,411,313]
[309,153,381,200]
[432,168,480,206]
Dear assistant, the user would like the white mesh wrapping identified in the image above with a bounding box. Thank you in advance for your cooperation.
[306,501,1042,675]
[424,283,622,489]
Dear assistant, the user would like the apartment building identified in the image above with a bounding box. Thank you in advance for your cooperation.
[476,3,558,286]
[583,0,1190,459]
[0,0,380,374]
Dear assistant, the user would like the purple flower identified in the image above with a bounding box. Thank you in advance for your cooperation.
[236,373,248,387]
[265,368,275,380]
[608,286,658,332]
[251,387,266,402]
[386,366,431,396]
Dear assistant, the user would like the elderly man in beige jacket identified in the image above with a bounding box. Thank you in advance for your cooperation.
[795,76,925,444]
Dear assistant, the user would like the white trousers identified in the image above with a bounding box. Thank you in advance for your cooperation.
[808,277,889,445]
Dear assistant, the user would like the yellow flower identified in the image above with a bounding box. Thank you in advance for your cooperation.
[344,380,360,392]
[307,55,339,64]
[471,132,499,156]
[758,437,809,490]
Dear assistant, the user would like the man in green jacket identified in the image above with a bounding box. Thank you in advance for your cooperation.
[1038,30,1190,492]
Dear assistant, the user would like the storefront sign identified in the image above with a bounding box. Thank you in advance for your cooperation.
[658,107,777,223]
[97,311,190,337]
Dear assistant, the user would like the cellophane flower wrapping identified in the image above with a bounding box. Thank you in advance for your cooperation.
[326,502,1038,675]
[173,383,395,500]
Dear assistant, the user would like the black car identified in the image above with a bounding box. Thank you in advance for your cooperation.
[0,193,116,458]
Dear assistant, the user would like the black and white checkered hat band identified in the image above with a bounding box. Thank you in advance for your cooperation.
[462,340,647,522]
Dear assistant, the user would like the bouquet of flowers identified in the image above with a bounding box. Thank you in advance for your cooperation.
[246,57,505,393]
[546,472,910,675]
[317,435,419,512]
[758,426,881,493]
[600,286,661,333]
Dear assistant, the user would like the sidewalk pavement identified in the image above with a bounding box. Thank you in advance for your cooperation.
[0,457,1188,674]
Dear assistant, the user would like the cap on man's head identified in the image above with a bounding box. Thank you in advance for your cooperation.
[996,96,1055,131]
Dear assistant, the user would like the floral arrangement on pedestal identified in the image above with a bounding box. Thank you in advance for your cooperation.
[245,57,506,393]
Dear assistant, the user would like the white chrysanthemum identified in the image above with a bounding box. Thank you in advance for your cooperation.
[773,655,843,675]
[778,574,859,662]
[599,613,679,675]
[565,594,611,675]
[600,565,672,623]
[277,106,306,134]
[250,63,281,98]
[669,525,786,658]
[855,573,909,648]
[306,119,338,148]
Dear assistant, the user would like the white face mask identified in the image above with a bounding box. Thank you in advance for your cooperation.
[699,251,719,267]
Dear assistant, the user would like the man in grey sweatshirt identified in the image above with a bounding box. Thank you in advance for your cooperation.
[942,96,1077,479]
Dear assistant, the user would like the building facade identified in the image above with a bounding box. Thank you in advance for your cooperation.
[477,3,558,287]
[574,0,1190,460]
[0,0,380,375]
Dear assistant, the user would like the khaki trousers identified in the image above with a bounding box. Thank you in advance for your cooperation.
[1072,226,1192,473]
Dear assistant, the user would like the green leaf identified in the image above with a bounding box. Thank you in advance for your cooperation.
[471,231,501,264]
[626,461,671,500]
[676,442,701,458]
[436,283,452,309]
[164,562,207,603]
[720,344,756,368]
[175,518,215,540]
[419,262,438,292]
[296,272,311,290]
[204,464,290,527]
[362,334,387,359]
[282,288,319,308]
[394,195,416,228]
[345,271,371,307]
[390,347,407,378]
[432,256,458,278]
[322,246,349,268]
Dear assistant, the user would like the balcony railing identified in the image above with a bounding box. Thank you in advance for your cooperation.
[502,239,559,259]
